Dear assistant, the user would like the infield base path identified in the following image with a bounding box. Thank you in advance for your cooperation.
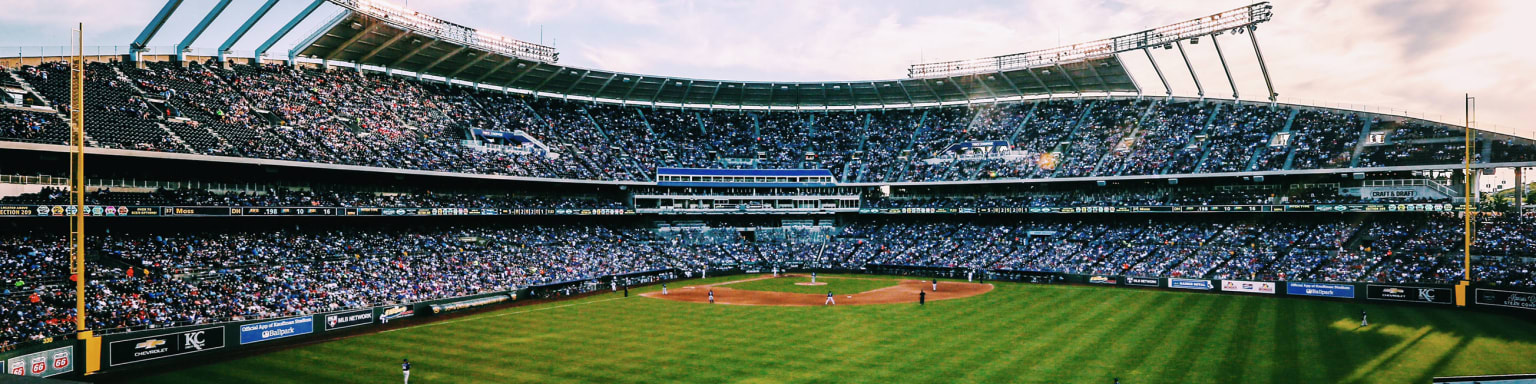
[642,275,993,306]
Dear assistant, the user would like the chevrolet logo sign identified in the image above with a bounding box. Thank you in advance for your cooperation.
[135,339,166,349]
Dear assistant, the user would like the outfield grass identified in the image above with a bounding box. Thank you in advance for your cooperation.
[124,275,1536,384]
[723,274,901,294]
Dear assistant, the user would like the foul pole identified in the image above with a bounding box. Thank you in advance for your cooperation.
[1457,95,1475,306]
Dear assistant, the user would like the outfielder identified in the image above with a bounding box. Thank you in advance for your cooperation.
[401,359,411,384]
[825,291,835,305]
[1360,309,1368,327]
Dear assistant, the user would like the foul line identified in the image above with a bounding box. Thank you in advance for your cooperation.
[380,296,631,333]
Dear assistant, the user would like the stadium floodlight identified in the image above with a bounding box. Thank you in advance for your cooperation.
[908,2,1273,78]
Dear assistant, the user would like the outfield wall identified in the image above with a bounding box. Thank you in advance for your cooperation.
[16,266,1534,380]
[37,269,682,380]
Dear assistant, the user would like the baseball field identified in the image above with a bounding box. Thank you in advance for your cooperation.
[121,274,1536,383]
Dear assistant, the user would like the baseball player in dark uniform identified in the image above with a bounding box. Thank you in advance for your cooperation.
[919,290,926,305]
[825,290,835,305]
[401,359,411,383]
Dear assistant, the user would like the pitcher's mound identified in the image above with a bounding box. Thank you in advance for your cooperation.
[794,282,828,286]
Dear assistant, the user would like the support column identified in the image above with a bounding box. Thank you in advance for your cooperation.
[1175,40,1203,100]
[130,0,185,62]
[1246,26,1277,103]
[1210,33,1239,101]
[1142,48,1172,98]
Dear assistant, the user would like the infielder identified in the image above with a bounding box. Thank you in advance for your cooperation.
[825,291,835,305]
[662,283,668,295]
[709,289,715,304]
[401,359,411,384]
[931,278,938,291]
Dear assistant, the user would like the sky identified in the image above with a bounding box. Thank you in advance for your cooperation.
[0,0,1532,139]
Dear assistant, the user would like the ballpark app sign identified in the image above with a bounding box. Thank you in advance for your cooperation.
[109,327,225,366]
[239,317,314,345]
[324,309,375,331]
[5,345,72,377]
[1367,284,1453,305]
[1220,280,1276,294]
[1286,282,1356,299]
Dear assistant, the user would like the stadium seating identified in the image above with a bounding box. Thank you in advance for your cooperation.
[0,60,1521,184]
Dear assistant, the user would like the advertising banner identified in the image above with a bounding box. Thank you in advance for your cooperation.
[379,305,415,323]
[5,345,72,377]
[1126,276,1160,287]
[429,294,513,314]
[1220,280,1276,294]
[323,309,376,331]
[1367,284,1453,305]
[109,327,225,367]
[1474,289,1536,311]
[1286,282,1356,299]
[238,317,315,345]
[1168,278,1213,290]
[1087,275,1119,285]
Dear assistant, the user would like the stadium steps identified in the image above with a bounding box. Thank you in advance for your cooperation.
[1005,101,1041,143]
[886,110,929,181]
[842,114,870,182]
[2,69,52,108]
[154,122,196,153]
[1347,118,1376,168]
[578,107,650,181]
[1089,100,1161,176]
[1048,100,1098,179]
[1276,108,1303,170]
[1183,103,1225,174]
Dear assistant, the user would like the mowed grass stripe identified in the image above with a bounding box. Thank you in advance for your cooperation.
[126,278,1536,384]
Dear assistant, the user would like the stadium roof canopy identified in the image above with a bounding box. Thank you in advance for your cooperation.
[295,16,1135,108]
[133,0,1274,109]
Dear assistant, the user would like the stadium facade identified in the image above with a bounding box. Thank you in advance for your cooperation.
[0,1,1533,380]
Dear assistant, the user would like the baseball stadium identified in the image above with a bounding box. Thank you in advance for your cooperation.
[0,1,1534,383]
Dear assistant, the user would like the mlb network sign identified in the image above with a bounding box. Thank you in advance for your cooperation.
[6,345,72,377]
[240,317,314,345]
[109,327,225,367]
[1220,280,1276,294]
[324,309,375,331]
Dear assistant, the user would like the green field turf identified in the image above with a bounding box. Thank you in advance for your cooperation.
[123,275,1536,384]
[722,274,901,294]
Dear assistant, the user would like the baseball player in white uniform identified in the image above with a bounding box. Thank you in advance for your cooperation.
[662,283,668,295]
[401,359,411,383]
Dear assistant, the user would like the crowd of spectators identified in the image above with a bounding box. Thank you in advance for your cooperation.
[3,61,1517,184]
[0,186,625,209]
[2,214,1535,346]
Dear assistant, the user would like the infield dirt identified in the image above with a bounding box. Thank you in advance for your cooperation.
[642,274,992,306]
